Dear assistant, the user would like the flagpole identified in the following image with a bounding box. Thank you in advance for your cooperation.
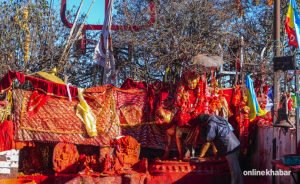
[295,53,300,153]
[274,0,300,161]
[273,0,281,120]
[272,0,281,180]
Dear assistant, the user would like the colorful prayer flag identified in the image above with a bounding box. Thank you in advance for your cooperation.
[285,0,300,48]
[245,75,268,121]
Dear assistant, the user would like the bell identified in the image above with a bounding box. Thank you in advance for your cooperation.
[273,119,293,128]
[273,108,293,128]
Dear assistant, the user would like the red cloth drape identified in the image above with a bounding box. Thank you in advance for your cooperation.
[27,90,49,117]
[0,120,14,152]
[121,78,148,89]
[25,75,77,98]
[239,117,250,154]
[121,78,156,121]
[0,71,77,98]
[0,71,25,92]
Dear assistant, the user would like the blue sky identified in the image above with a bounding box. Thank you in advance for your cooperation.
[50,0,105,24]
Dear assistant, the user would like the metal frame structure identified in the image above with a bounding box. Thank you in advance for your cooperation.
[60,0,156,31]
[60,0,156,54]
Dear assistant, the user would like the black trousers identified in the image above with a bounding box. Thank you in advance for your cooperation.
[225,149,244,184]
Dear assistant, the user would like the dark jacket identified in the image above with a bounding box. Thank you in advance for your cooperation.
[200,115,240,155]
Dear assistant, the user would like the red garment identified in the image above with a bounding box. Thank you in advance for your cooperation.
[174,81,206,127]
[0,120,14,152]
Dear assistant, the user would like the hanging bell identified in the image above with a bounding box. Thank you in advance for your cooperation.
[273,119,293,128]
[273,108,293,128]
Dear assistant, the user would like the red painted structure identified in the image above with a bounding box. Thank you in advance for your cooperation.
[60,0,156,54]
[60,0,156,31]
[149,159,230,184]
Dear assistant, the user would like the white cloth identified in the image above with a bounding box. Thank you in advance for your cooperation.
[93,0,116,85]
[66,83,72,102]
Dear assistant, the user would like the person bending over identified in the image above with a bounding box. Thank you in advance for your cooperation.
[198,114,243,184]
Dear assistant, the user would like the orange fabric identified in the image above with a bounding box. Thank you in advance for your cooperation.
[113,136,140,172]
[0,120,14,152]
[0,179,36,184]
[53,143,79,173]
[14,141,34,150]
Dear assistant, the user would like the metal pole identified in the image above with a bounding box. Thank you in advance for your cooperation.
[295,56,300,153]
[273,0,281,116]
[272,1,280,184]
